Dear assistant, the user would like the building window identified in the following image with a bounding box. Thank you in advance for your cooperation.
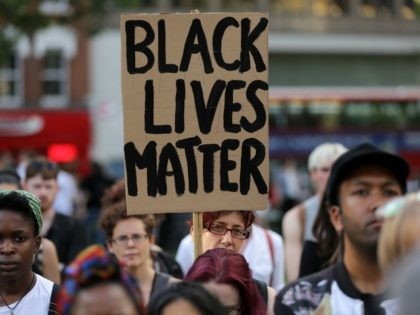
[0,52,22,108]
[41,48,69,108]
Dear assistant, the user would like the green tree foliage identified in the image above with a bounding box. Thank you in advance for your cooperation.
[0,0,49,65]
[0,0,91,65]
[0,0,147,64]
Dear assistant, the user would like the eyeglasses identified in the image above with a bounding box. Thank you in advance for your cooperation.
[207,223,250,240]
[112,234,149,246]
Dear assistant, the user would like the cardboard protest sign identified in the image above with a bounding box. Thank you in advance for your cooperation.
[121,12,269,214]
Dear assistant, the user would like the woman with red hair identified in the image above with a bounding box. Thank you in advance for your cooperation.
[186,210,275,313]
[185,247,267,315]
[198,210,255,254]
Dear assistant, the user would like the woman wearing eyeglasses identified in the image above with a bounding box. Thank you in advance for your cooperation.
[99,202,179,306]
[197,211,254,254]
[189,210,276,314]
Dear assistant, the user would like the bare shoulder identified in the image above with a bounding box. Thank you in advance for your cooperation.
[41,237,58,253]
[40,237,61,283]
[282,203,305,236]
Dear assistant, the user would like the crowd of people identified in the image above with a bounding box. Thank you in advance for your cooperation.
[0,141,419,314]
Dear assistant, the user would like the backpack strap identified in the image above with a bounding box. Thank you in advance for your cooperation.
[48,283,61,315]
[263,229,275,287]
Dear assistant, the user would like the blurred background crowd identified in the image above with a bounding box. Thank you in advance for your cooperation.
[1,0,420,251]
[1,1,420,314]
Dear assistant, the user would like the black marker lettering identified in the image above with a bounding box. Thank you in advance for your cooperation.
[242,80,267,132]
[191,80,226,134]
[176,136,202,193]
[144,80,171,134]
[124,141,158,197]
[224,80,246,133]
[180,19,214,74]
[175,79,186,133]
[158,20,178,73]
[157,143,185,195]
[198,144,221,193]
[240,18,268,73]
[213,17,240,71]
[240,138,267,194]
[125,20,155,74]
[220,139,240,191]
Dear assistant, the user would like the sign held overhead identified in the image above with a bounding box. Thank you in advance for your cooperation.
[121,12,269,214]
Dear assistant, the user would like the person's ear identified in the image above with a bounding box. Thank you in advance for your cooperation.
[189,226,194,237]
[329,205,343,233]
[34,236,42,253]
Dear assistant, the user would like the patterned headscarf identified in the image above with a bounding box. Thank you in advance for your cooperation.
[57,245,144,315]
[0,189,42,234]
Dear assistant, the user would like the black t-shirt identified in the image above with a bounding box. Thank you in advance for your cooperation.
[298,240,324,278]
[45,213,88,265]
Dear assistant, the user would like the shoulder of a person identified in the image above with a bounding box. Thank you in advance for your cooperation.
[41,237,56,250]
[34,274,56,293]
[155,272,178,286]
[284,203,306,225]
[275,263,345,315]
[176,235,193,256]
[278,265,335,299]
[154,249,179,267]
[284,202,305,219]
[282,206,304,238]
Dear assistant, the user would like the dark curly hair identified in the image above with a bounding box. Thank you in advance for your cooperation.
[99,179,155,242]
[99,200,156,242]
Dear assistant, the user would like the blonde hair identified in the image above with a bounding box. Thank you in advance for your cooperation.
[378,193,420,273]
[307,143,347,171]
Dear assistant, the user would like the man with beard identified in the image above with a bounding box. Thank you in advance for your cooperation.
[23,158,87,268]
[274,143,410,315]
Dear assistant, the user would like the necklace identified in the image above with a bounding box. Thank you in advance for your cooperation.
[0,273,35,315]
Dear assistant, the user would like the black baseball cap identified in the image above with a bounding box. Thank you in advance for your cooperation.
[326,142,410,206]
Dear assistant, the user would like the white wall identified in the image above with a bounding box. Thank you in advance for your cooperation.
[89,29,124,164]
